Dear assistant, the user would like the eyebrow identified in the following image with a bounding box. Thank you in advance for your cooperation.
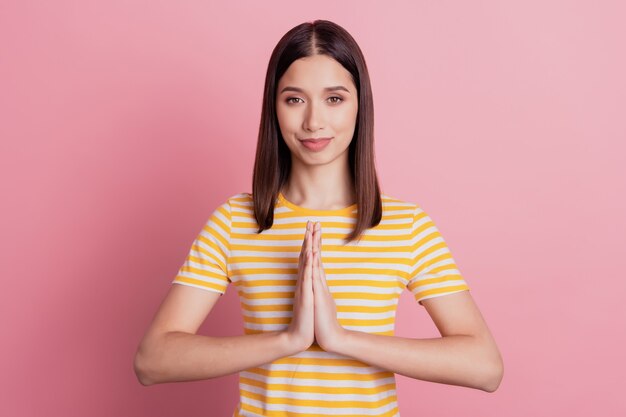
[279,85,351,94]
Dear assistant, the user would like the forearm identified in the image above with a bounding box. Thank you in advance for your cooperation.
[135,330,297,385]
[333,330,502,392]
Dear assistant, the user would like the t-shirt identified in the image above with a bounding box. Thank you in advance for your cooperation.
[172,192,471,417]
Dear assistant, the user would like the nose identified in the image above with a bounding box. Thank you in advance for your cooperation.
[303,100,325,132]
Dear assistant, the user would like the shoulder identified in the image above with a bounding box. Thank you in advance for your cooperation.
[380,194,431,232]
[381,193,421,214]
[222,192,254,218]
[225,192,252,206]
[204,193,252,220]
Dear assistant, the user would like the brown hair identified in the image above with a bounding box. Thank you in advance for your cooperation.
[251,19,382,245]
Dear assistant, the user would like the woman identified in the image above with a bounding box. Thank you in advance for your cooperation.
[134,19,503,416]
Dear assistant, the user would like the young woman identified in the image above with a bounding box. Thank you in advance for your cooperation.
[134,19,503,416]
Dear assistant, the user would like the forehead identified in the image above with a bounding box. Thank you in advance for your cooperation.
[278,54,355,92]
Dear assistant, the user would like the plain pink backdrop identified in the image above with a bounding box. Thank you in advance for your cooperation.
[1,1,625,416]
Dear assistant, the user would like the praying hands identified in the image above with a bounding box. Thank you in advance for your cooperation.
[285,220,347,353]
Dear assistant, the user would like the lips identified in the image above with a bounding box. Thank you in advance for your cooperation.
[299,137,333,142]
[299,137,333,151]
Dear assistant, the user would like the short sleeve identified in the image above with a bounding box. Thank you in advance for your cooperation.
[406,205,470,305]
[171,199,232,295]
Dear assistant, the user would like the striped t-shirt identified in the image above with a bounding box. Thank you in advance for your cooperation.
[172,192,470,417]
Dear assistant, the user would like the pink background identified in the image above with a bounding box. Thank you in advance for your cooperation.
[1,1,625,416]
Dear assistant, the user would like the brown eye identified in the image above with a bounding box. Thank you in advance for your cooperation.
[328,96,343,104]
[286,97,303,104]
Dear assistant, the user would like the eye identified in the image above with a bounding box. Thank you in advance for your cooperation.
[328,96,343,104]
[286,97,303,104]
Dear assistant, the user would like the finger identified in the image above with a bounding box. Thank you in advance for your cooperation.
[299,221,310,266]
[311,250,319,294]
[304,229,310,276]
[319,222,322,251]
[316,228,330,292]
[308,246,314,291]
[312,225,319,291]
[319,226,326,270]
[306,222,313,259]
[313,251,327,299]
[295,255,305,296]
[304,251,313,293]
[298,223,311,295]
[315,223,321,267]
[320,266,329,292]
[315,222,322,252]
[316,247,326,291]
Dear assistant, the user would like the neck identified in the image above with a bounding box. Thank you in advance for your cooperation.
[282,157,355,210]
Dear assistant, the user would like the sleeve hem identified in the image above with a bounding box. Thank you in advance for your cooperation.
[172,280,226,295]
[416,288,470,306]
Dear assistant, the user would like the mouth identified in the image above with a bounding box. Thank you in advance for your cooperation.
[298,137,333,143]
[298,137,333,152]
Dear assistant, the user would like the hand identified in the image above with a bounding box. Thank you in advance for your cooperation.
[285,221,315,352]
[311,221,347,353]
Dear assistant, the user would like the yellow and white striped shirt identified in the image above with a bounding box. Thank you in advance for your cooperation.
[172,192,470,416]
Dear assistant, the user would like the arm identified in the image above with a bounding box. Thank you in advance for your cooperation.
[329,290,504,392]
[133,284,301,386]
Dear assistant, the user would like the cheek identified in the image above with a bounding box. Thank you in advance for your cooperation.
[275,104,285,127]
[333,105,358,131]
[276,106,298,132]
[275,107,300,151]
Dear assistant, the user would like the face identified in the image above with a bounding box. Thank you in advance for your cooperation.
[275,54,359,167]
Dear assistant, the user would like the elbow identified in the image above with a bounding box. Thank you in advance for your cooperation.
[133,346,157,386]
[470,332,503,393]
[481,353,504,393]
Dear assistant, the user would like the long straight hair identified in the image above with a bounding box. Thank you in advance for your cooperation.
[251,19,382,245]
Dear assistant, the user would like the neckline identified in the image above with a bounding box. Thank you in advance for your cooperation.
[278,192,358,215]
